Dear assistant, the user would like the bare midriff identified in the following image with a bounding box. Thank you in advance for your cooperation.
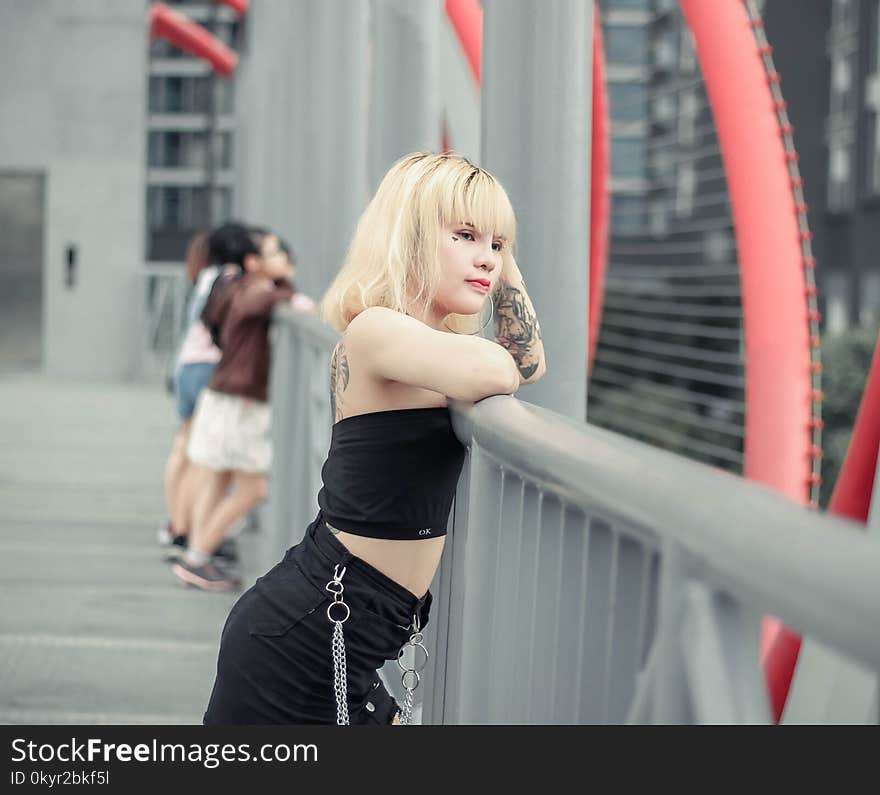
[333,530,445,600]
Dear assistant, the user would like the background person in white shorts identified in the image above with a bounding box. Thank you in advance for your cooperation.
[174,226,316,591]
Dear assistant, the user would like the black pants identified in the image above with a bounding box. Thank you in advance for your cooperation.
[203,512,432,725]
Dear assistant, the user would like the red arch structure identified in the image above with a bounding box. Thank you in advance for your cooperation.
[450,0,821,721]
[444,0,610,374]
[829,333,880,523]
[679,0,821,721]
[589,6,610,375]
[150,2,238,77]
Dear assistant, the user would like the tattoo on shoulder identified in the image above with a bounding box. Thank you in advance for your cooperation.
[329,340,350,422]
[494,278,542,380]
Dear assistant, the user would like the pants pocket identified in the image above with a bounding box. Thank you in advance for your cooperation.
[247,562,328,637]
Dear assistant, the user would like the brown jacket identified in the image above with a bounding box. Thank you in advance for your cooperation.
[201,271,294,402]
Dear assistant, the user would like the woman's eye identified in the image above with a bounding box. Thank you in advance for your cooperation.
[492,241,503,252]
[456,231,474,241]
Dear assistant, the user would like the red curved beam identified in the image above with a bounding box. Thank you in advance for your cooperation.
[215,0,249,14]
[150,3,238,78]
[828,333,880,522]
[445,0,482,85]
[589,5,609,376]
[679,0,814,722]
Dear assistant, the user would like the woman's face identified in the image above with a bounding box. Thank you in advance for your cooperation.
[432,222,504,317]
[258,235,293,281]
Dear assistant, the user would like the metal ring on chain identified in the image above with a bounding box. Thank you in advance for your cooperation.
[397,642,429,673]
[326,601,350,623]
[401,669,421,691]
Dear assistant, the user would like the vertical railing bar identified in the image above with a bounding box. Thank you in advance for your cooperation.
[490,475,524,723]
[634,543,653,673]
[600,527,621,722]
[506,478,525,723]
[149,279,169,347]
[523,490,545,722]
[509,478,531,722]
[571,512,591,723]
[486,467,507,719]
[546,499,567,721]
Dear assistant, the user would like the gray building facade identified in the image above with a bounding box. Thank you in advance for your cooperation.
[0,0,147,378]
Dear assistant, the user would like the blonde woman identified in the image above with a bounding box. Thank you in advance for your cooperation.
[203,152,546,725]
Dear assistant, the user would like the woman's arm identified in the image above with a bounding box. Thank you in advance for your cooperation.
[493,253,546,384]
[344,307,520,403]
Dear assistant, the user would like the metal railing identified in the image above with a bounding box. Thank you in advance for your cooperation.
[268,307,880,724]
[138,263,190,383]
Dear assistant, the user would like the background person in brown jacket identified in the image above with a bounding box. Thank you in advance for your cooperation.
[173,224,315,591]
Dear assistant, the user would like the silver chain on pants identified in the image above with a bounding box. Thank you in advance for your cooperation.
[326,562,430,727]
[397,613,429,726]
[325,564,350,726]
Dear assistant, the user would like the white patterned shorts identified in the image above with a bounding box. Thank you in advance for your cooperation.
[187,388,272,474]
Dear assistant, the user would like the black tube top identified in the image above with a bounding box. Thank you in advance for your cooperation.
[316,407,466,540]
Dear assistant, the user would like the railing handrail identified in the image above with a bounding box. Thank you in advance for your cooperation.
[449,396,880,669]
[274,304,339,349]
[139,262,188,277]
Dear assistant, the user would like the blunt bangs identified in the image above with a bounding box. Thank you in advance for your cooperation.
[439,166,516,248]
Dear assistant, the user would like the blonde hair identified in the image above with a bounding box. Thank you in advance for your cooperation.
[320,152,517,332]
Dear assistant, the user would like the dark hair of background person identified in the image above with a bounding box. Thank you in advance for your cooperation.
[207,222,261,268]
[184,230,211,284]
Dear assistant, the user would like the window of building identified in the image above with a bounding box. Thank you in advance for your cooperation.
[215,132,234,169]
[832,0,857,30]
[829,132,856,210]
[149,38,189,59]
[865,1,880,193]
[611,194,646,236]
[611,138,646,180]
[827,0,859,210]
[606,0,649,9]
[650,92,676,127]
[860,269,880,326]
[147,186,213,229]
[677,24,697,74]
[149,131,227,170]
[604,25,648,68]
[648,197,669,236]
[677,87,699,149]
[674,161,696,218]
[652,24,677,74]
[610,82,647,124]
[215,78,234,114]
[212,187,233,222]
[824,270,851,334]
[148,76,217,114]
[649,147,674,186]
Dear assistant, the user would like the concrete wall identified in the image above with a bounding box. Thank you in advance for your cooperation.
[481,0,591,420]
[368,0,442,191]
[234,0,478,301]
[0,0,146,379]
[234,0,371,302]
[438,9,480,164]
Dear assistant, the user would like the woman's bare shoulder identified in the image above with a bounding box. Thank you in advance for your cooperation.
[344,306,411,340]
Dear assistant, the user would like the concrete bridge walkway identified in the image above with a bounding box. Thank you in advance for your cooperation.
[0,374,250,724]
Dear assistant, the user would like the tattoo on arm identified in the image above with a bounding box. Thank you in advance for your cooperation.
[494,279,542,380]
[329,340,350,422]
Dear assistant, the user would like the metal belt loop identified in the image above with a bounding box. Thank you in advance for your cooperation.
[397,612,429,726]
[325,563,350,726]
